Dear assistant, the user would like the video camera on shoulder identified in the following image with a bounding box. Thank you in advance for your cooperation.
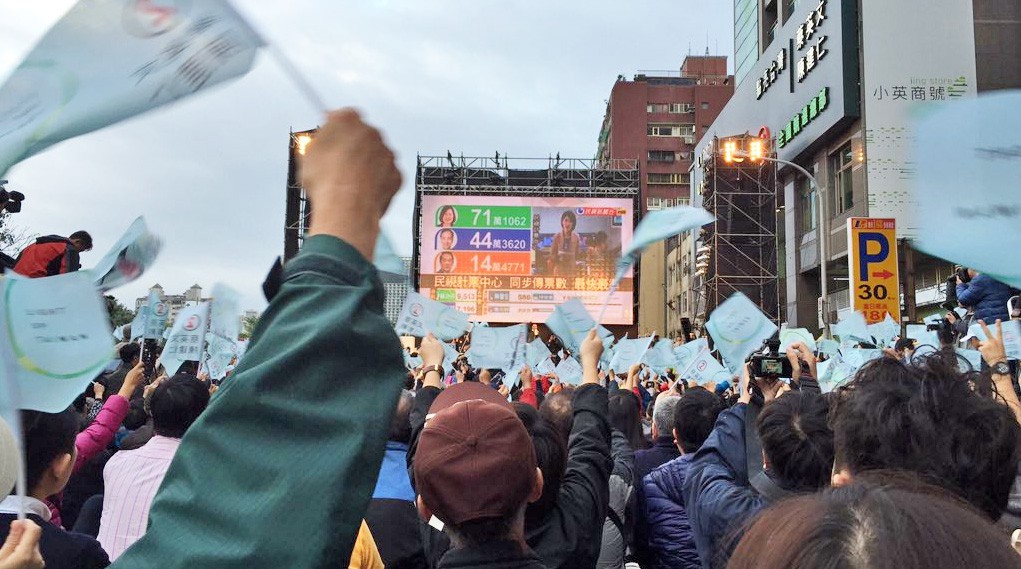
[749,338,793,378]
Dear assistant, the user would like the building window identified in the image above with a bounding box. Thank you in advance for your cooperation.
[671,103,694,113]
[700,102,710,109]
[831,143,855,214]
[783,0,799,24]
[798,176,817,232]
[646,103,670,113]
[648,123,695,138]
[648,173,691,185]
[647,197,676,210]
[648,150,680,163]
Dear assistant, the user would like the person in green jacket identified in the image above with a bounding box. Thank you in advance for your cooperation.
[112,109,406,568]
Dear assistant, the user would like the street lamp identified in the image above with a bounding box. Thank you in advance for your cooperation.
[720,137,831,338]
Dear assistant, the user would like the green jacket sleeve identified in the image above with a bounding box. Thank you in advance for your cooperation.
[112,235,406,569]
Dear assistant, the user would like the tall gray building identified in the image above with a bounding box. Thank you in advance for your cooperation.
[383,257,413,327]
[684,0,1020,332]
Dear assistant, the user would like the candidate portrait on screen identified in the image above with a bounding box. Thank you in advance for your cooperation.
[437,205,457,228]
[435,251,456,273]
[436,228,457,250]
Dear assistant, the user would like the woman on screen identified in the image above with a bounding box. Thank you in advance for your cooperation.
[550,210,580,277]
[437,205,457,227]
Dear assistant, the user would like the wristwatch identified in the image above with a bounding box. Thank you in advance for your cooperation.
[992,361,1011,375]
[422,364,444,377]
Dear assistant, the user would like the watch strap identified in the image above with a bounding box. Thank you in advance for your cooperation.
[422,364,444,377]
[992,361,1011,375]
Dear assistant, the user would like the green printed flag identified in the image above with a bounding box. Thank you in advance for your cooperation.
[1,272,113,412]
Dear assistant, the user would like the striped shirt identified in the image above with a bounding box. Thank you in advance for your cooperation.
[98,435,181,560]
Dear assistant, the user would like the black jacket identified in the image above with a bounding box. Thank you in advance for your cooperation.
[438,541,547,569]
[409,384,611,569]
[524,384,612,569]
[0,513,108,569]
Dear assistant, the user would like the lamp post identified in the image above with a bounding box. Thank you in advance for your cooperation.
[722,143,831,338]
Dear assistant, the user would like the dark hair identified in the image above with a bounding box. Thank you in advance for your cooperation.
[608,391,648,451]
[118,342,141,365]
[151,374,210,438]
[894,337,915,352]
[831,353,1021,520]
[728,479,1021,569]
[673,387,725,454]
[515,403,566,525]
[539,391,574,445]
[560,210,577,231]
[438,206,456,225]
[69,230,92,249]
[21,409,78,495]
[439,228,455,238]
[445,515,518,548]
[757,391,834,492]
[177,360,199,376]
[440,252,454,261]
[389,390,414,444]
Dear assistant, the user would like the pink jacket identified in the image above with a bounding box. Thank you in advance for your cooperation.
[49,395,131,528]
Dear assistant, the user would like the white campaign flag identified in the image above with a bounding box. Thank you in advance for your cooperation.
[0,0,265,174]
[161,302,209,376]
[204,283,240,380]
[468,324,527,371]
[394,291,470,342]
[90,217,162,293]
[142,290,169,339]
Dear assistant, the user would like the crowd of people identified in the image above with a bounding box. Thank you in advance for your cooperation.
[1,110,1020,569]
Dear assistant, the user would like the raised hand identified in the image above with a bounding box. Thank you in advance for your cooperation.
[580,329,603,384]
[302,109,402,260]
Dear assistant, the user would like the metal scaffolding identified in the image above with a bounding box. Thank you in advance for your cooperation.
[284,129,315,261]
[696,136,781,325]
[416,155,640,197]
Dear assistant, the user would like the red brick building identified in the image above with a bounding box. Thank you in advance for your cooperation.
[596,55,734,213]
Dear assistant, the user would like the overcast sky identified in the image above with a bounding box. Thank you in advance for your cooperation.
[0,1,732,312]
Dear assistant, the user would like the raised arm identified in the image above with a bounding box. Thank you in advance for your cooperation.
[112,110,405,569]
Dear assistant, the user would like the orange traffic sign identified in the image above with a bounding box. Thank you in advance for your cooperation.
[847,218,901,324]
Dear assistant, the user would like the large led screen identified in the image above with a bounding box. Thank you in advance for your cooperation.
[419,195,635,324]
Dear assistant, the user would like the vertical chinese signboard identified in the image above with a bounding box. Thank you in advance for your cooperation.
[847,218,900,324]
[861,0,978,237]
